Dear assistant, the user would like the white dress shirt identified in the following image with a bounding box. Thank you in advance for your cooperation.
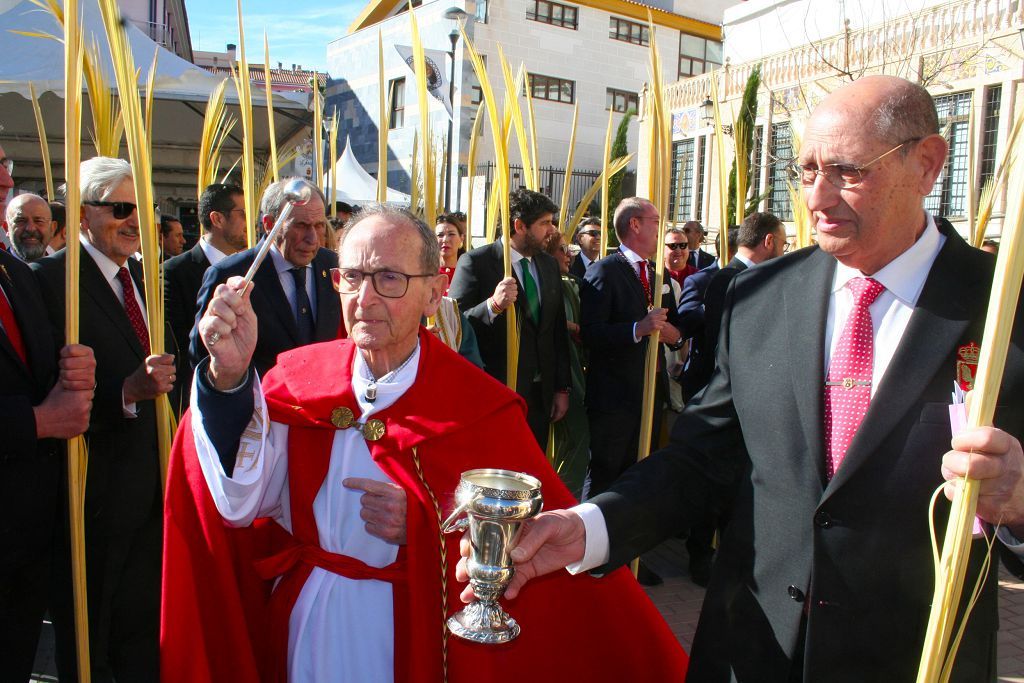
[198,235,229,267]
[618,244,651,344]
[269,244,316,320]
[80,236,149,417]
[570,213,1022,572]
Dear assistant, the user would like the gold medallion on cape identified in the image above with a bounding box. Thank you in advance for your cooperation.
[362,419,386,441]
[330,407,355,429]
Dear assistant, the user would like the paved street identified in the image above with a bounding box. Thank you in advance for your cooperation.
[641,539,1024,681]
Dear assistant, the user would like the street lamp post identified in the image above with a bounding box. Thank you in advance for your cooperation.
[445,27,459,211]
[443,6,469,212]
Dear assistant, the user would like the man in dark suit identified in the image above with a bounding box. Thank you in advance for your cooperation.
[580,197,684,499]
[191,178,340,378]
[569,217,602,279]
[685,212,785,586]
[683,221,716,270]
[33,156,177,681]
[450,188,570,449]
[0,247,94,682]
[487,76,1024,682]
[163,183,246,414]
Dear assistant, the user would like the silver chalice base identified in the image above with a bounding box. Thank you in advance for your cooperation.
[447,600,521,644]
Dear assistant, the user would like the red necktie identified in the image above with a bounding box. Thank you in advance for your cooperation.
[116,266,150,356]
[824,277,885,480]
[0,285,27,365]
[637,260,652,307]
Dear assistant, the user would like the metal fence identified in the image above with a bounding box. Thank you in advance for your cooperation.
[479,162,634,223]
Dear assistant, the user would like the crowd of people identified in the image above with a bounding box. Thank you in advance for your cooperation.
[1,74,1023,682]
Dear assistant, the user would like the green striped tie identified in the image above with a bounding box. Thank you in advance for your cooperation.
[520,257,540,323]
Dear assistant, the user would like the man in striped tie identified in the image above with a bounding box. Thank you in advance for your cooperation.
[465,75,1024,682]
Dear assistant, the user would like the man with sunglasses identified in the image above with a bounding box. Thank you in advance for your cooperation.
[163,183,247,415]
[189,178,341,378]
[570,217,602,279]
[161,203,687,682]
[32,156,178,681]
[470,76,1024,681]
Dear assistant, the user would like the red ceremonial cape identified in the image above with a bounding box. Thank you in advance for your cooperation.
[162,328,688,682]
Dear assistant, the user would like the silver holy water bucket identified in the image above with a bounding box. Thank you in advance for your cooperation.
[441,468,543,644]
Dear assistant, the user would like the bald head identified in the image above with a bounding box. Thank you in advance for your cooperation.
[814,76,939,148]
[799,75,949,275]
[6,194,53,262]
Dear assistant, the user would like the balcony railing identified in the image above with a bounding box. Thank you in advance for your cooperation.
[664,0,1024,110]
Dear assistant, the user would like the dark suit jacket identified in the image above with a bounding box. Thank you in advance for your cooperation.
[163,242,210,414]
[0,249,61,565]
[676,264,717,401]
[681,258,748,400]
[690,247,717,271]
[569,253,590,280]
[580,250,679,414]
[33,249,174,536]
[190,246,341,378]
[449,240,570,413]
[593,222,1023,681]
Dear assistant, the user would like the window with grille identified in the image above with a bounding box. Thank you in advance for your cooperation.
[924,92,972,218]
[695,136,706,222]
[528,73,575,104]
[767,122,792,221]
[980,85,1002,186]
[527,0,578,29]
[609,17,649,46]
[669,139,695,222]
[678,34,722,78]
[606,88,638,113]
[388,78,405,129]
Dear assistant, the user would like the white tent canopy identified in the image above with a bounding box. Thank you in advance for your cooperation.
[325,136,410,204]
[0,0,311,200]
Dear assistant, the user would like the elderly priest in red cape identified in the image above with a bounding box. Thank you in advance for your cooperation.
[161,204,687,682]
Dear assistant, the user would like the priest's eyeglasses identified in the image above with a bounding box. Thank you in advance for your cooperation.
[786,137,922,189]
[331,267,437,298]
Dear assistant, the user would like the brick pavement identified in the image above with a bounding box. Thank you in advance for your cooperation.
[641,538,1024,681]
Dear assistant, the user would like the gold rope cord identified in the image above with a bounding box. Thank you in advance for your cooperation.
[411,447,449,683]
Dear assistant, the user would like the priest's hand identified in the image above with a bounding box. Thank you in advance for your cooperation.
[942,426,1024,538]
[456,509,586,602]
[200,277,258,391]
[344,478,407,545]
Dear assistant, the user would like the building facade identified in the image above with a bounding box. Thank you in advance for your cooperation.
[325,0,728,227]
[653,0,1024,247]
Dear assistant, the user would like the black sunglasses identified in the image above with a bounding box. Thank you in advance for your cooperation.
[665,243,688,251]
[577,230,600,238]
[83,200,158,220]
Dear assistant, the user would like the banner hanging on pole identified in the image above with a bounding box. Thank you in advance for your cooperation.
[394,44,454,119]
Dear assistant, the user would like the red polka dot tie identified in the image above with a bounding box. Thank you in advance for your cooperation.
[824,277,885,480]
[116,266,150,356]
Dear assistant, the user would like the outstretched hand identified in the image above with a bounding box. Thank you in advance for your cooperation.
[456,509,587,602]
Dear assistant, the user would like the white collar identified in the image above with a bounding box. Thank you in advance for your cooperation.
[618,243,647,265]
[734,253,755,268]
[831,212,945,306]
[351,343,421,418]
[199,235,229,266]
[510,246,530,264]
[80,234,128,282]
[269,242,308,275]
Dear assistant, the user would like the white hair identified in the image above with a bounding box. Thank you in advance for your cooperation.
[79,156,133,202]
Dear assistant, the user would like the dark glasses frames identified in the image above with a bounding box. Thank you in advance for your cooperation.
[665,243,688,250]
[83,200,158,220]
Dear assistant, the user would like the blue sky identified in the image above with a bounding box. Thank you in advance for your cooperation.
[184,0,365,73]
